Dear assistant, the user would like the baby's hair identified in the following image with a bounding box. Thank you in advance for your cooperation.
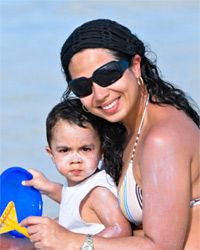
[46,98,126,184]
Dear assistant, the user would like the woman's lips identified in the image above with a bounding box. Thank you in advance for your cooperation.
[102,99,118,110]
[101,98,120,114]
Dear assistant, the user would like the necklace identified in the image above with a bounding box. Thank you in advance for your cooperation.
[130,95,149,161]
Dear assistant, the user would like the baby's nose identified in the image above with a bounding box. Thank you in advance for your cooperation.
[70,152,83,163]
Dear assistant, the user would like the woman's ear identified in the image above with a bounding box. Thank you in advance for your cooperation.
[130,54,141,78]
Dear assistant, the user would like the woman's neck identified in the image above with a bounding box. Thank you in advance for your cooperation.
[123,93,149,138]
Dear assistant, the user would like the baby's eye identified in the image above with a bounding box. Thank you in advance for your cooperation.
[58,148,69,153]
[81,146,92,152]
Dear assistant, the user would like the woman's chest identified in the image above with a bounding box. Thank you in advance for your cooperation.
[118,137,142,192]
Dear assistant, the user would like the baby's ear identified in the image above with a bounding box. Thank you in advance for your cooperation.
[97,155,104,169]
[45,145,53,157]
[45,146,55,164]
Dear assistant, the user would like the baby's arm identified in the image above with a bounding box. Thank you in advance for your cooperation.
[22,169,62,203]
[87,187,132,238]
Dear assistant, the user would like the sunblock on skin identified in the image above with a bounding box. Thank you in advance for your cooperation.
[47,120,102,187]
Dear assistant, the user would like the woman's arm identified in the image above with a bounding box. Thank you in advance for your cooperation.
[22,168,63,203]
[21,216,154,250]
[139,121,192,249]
[21,120,195,249]
[87,122,193,250]
[82,120,194,250]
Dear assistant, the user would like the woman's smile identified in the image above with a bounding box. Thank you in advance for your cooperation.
[100,97,120,114]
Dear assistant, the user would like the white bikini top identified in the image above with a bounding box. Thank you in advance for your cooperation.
[118,95,149,225]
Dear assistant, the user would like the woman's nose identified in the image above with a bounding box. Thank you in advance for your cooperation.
[92,82,109,101]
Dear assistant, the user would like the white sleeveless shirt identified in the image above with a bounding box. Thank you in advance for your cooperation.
[59,170,117,235]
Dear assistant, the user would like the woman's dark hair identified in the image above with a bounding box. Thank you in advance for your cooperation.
[113,50,199,127]
[46,98,126,184]
[61,19,199,127]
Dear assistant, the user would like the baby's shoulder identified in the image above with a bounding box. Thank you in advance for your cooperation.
[88,185,117,205]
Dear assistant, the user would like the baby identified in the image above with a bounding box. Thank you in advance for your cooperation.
[23,98,131,238]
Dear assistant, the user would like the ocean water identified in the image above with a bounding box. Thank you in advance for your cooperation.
[0,0,199,217]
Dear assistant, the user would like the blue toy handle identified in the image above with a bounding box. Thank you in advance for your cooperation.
[0,166,43,238]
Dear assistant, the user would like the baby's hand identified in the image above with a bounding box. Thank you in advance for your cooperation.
[22,168,52,195]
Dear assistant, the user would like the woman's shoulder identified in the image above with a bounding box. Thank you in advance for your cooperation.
[148,104,198,137]
[143,104,199,156]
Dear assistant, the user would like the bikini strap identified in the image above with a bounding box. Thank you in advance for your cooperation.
[131,95,149,161]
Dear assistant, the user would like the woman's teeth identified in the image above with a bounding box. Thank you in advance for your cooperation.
[102,100,117,110]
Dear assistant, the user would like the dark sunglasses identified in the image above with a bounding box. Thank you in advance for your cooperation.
[69,60,129,98]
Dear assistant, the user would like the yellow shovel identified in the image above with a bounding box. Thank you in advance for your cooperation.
[0,201,30,238]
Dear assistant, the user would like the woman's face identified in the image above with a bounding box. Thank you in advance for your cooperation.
[46,119,102,187]
[68,48,141,124]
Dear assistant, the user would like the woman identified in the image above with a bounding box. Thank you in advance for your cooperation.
[23,19,199,250]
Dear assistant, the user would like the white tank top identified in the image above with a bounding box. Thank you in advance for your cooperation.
[59,170,117,235]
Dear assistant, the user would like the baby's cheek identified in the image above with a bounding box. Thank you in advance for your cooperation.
[54,157,71,174]
[84,155,101,170]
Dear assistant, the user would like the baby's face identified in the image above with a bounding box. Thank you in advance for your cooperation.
[47,120,102,186]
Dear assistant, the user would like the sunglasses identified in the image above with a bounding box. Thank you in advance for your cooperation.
[69,60,129,98]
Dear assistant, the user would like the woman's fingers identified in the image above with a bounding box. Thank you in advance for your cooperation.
[21,216,43,227]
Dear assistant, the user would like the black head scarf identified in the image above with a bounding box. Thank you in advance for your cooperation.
[61,19,145,82]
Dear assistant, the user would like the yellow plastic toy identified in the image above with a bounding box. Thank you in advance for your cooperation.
[0,201,30,238]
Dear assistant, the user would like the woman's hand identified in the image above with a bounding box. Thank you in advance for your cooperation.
[21,216,79,250]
